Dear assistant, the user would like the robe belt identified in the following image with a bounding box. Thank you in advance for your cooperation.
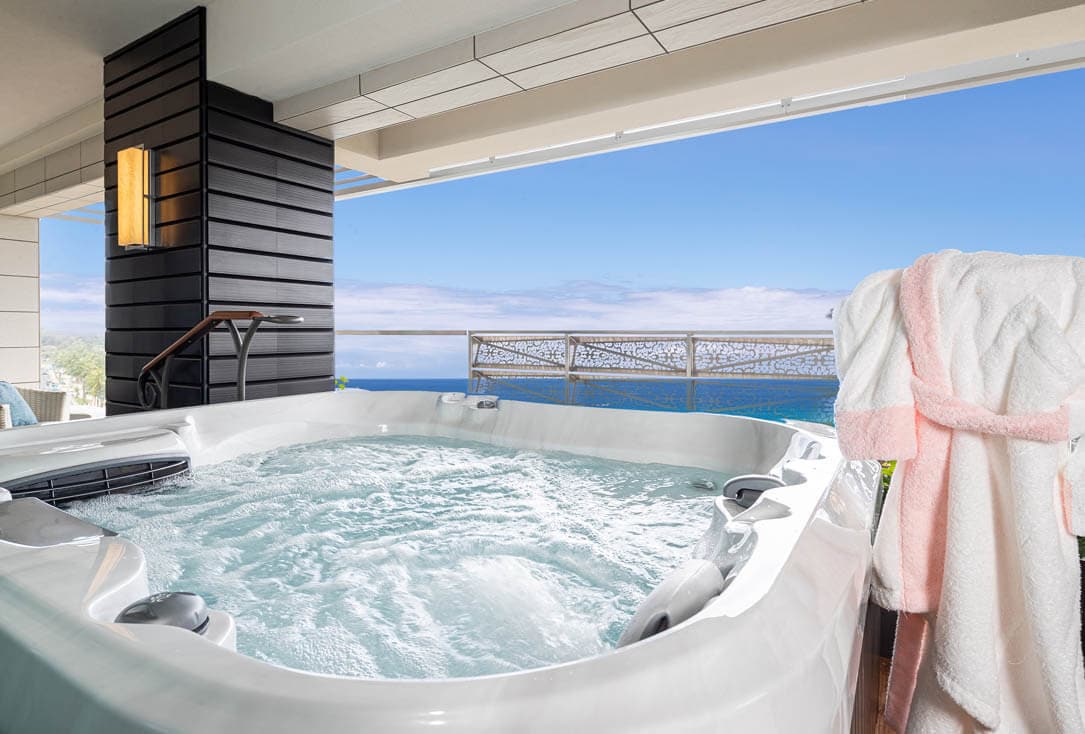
[912,377,1085,534]
[911,377,1070,443]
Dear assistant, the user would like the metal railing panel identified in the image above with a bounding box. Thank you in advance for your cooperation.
[336,329,838,419]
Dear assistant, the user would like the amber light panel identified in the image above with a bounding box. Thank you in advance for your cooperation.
[117,146,152,247]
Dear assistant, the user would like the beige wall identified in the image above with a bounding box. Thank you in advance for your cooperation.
[0,214,39,387]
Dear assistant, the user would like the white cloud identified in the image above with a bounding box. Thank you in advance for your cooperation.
[40,273,104,336]
[335,280,842,331]
[334,280,844,378]
[36,272,844,377]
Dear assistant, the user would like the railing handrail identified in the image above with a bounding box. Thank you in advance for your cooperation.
[137,310,307,410]
[336,329,834,336]
[336,329,469,336]
[141,310,265,375]
[333,328,837,414]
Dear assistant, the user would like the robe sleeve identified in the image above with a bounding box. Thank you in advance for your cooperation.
[833,268,918,460]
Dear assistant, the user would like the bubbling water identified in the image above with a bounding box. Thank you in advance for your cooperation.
[69,435,725,679]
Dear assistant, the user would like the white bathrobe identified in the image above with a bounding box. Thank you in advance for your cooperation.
[834,250,1085,732]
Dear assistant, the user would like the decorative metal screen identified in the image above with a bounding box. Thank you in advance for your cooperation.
[335,329,839,422]
[468,331,837,421]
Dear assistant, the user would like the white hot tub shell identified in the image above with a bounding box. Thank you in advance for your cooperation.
[0,390,879,733]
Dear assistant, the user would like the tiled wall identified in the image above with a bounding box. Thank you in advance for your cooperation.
[0,214,40,387]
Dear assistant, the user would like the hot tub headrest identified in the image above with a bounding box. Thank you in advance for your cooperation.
[722,474,786,509]
[617,559,726,648]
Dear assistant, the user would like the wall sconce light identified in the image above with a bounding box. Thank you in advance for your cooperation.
[117,146,154,248]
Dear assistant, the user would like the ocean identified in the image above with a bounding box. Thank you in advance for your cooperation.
[347,377,838,424]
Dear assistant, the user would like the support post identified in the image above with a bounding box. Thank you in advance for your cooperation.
[564,334,574,404]
[466,331,474,393]
[686,333,695,410]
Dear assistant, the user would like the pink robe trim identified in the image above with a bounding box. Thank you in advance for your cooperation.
[834,406,918,461]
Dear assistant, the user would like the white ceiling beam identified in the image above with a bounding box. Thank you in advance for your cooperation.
[278,0,878,147]
[476,0,630,58]
[650,0,860,51]
[335,0,1085,184]
[479,12,647,74]
[334,173,378,186]
[0,100,103,177]
[49,213,104,224]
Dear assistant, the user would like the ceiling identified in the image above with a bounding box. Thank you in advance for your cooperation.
[207,0,579,101]
[0,0,194,148]
[2,0,1083,203]
[267,0,867,144]
[0,0,577,150]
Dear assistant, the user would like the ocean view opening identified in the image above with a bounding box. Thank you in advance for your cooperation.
[34,67,1085,426]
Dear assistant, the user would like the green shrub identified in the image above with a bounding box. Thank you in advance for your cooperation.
[880,460,895,498]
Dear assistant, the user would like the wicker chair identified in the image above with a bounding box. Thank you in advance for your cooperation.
[0,386,71,429]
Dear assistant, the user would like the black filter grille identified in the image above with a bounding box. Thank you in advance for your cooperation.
[4,457,190,504]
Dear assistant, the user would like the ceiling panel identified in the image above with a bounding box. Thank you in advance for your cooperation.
[367,61,498,107]
[509,35,664,88]
[397,77,520,118]
[476,0,630,57]
[274,77,361,121]
[360,39,475,95]
[654,0,860,51]
[14,184,45,203]
[44,171,82,194]
[280,96,387,132]
[633,0,761,31]
[480,13,648,75]
[64,183,105,197]
[310,109,412,139]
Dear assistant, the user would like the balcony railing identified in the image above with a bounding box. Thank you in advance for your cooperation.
[336,330,838,420]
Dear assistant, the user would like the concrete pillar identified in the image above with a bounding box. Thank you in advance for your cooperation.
[0,214,40,387]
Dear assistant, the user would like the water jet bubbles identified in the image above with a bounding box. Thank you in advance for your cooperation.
[68,434,731,679]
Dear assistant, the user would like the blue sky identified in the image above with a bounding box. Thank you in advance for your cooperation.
[41,67,1085,376]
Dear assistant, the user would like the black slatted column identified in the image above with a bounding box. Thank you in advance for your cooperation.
[103,8,334,415]
[204,83,335,403]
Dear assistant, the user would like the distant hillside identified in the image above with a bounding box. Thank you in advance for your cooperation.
[41,333,105,406]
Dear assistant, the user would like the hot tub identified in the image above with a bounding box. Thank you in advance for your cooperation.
[0,390,879,733]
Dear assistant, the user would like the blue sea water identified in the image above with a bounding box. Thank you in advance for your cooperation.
[348,377,838,424]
